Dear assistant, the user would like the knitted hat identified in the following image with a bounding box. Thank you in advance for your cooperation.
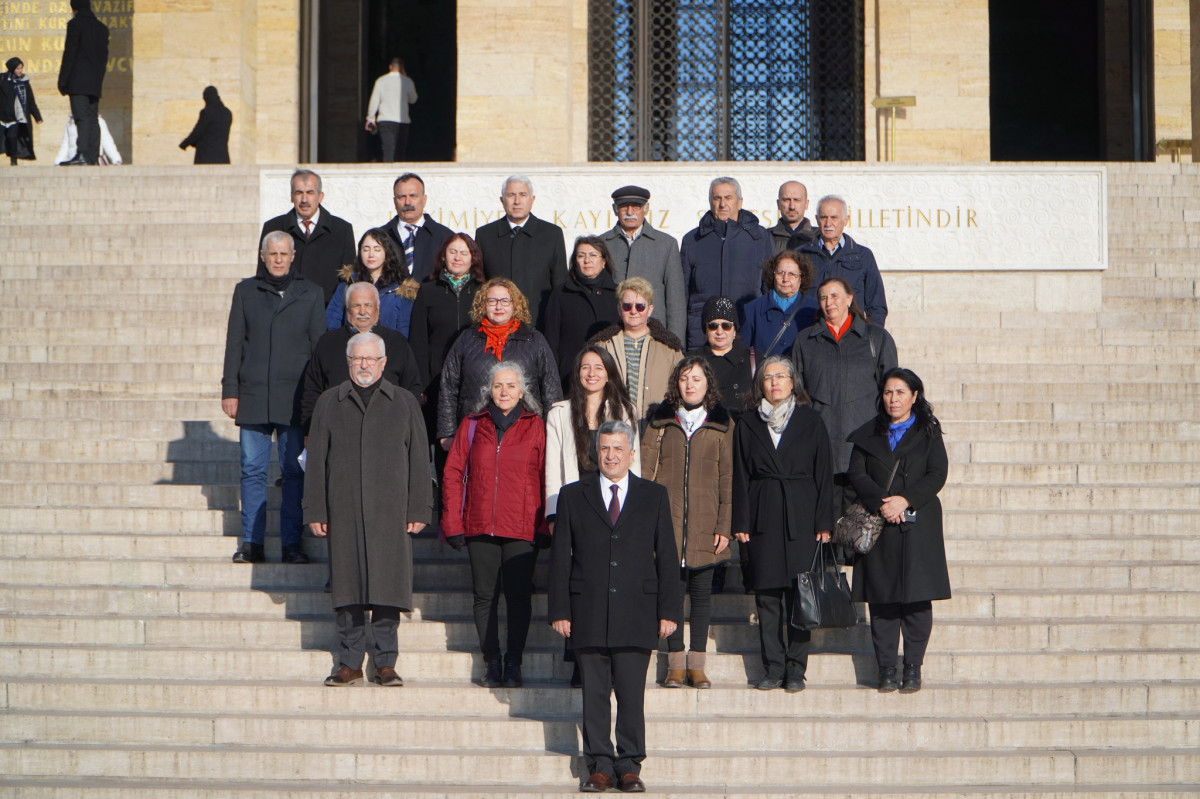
[701,296,737,327]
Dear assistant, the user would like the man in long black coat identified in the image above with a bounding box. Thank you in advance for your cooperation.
[381,172,453,282]
[179,86,232,164]
[549,420,680,793]
[305,332,433,688]
[57,0,108,166]
[300,282,422,432]
[474,175,567,330]
[259,169,356,304]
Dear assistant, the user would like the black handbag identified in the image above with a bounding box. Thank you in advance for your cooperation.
[790,542,857,631]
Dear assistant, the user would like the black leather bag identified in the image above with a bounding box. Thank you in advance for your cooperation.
[790,542,857,631]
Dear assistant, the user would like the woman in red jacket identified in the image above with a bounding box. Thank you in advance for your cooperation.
[442,360,548,688]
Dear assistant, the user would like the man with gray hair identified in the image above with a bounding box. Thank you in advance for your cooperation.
[549,419,680,792]
[258,168,357,304]
[795,195,888,326]
[222,231,326,564]
[475,174,567,329]
[300,281,422,433]
[679,176,775,348]
[305,331,433,687]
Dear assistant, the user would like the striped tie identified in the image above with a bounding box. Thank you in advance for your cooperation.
[403,225,416,271]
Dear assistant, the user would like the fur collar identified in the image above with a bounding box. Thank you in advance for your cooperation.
[587,317,683,351]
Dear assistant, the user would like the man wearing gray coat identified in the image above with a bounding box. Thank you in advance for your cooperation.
[304,332,433,687]
[601,185,686,342]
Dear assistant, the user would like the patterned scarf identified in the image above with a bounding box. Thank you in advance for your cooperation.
[758,395,795,435]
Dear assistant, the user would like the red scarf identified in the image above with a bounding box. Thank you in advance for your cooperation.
[481,317,520,359]
[826,314,852,342]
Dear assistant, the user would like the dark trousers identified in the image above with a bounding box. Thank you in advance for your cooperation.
[466,536,536,663]
[754,587,812,681]
[69,94,100,164]
[576,646,651,778]
[334,603,401,670]
[665,566,715,652]
[377,121,410,161]
[869,601,933,668]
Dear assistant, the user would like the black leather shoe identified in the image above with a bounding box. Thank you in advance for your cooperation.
[479,657,502,688]
[755,675,783,690]
[877,666,899,693]
[784,677,806,693]
[231,543,265,563]
[900,664,922,693]
[501,660,522,688]
[62,154,88,166]
[281,544,309,564]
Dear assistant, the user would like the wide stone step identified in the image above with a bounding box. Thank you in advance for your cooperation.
[953,381,1200,402]
[3,613,1193,655]
[0,742,1195,787]
[8,677,1191,719]
[3,707,1195,752]
[967,440,1200,463]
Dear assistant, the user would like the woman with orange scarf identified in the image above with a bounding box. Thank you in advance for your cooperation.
[437,277,562,447]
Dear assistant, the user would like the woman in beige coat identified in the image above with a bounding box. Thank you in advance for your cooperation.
[641,355,734,688]
[588,276,683,427]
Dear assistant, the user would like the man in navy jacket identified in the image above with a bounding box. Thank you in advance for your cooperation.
[680,177,775,349]
[796,195,889,327]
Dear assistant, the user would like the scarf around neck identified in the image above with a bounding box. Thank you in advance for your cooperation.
[480,317,520,359]
[758,395,795,435]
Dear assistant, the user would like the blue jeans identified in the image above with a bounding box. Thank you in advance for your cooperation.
[239,423,303,547]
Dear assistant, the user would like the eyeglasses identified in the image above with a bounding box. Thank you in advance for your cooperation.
[775,271,802,280]
[348,355,384,365]
[621,302,648,313]
[485,298,513,307]
[706,321,734,331]
[763,373,793,383]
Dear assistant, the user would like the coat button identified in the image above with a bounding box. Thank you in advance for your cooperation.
[609,588,617,593]
[611,534,618,540]
[610,561,617,567]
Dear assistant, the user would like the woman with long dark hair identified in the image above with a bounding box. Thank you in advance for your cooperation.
[543,236,620,391]
[641,355,734,689]
[731,355,833,692]
[847,367,949,694]
[326,228,418,336]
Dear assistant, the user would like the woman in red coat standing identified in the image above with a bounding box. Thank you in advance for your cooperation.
[442,360,548,688]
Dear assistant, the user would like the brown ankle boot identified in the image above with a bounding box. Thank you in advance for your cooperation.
[687,651,711,688]
[663,651,685,687]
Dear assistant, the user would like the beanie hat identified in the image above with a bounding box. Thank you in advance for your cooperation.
[701,296,737,327]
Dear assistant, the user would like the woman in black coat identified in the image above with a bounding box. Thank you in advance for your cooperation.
[732,355,834,692]
[847,367,949,694]
[1,58,42,165]
[436,277,561,445]
[179,86,232,164]
[687,295,752,421]
[543,235,619,392]
[409,233,484,429]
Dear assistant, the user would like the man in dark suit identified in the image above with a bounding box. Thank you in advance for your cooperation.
[57,0,108,166]
[381,172,453,283]
[474,175,566,330]
[549,420,681,793]
[258,169,357,305]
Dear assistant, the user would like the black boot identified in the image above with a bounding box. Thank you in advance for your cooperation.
[900,664,922,694]
[232,542,265,563]
[281,543,310,564]
[877,666,899,693]
[501,657,523,688]
[479,657,502,688]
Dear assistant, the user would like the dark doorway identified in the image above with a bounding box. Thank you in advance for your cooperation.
[990,0,1154,161]
[314,0,457,162]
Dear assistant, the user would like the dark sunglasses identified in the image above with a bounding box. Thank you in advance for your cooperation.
[621,302,648,313]
[706,321,734,331]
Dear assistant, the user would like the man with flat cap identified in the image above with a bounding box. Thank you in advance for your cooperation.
[601,186,686,343]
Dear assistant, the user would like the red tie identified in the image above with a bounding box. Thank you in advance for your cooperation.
[302,220,312,238]
[608,485,620,525]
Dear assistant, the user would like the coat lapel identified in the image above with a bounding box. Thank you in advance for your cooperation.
[746,413,786,473]
[578,473,616,529]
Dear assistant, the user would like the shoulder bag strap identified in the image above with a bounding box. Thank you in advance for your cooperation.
[762,299,805,360]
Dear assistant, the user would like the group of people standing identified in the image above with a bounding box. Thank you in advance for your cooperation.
[222,168,951,792]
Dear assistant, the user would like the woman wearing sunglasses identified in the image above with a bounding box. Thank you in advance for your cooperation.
[587,277,683,426]
[687,295,752,421]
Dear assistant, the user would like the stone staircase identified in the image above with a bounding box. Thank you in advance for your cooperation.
[0,164,1197,797]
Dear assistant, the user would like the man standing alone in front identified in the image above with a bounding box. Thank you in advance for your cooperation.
[58,0,109,166]
[549,421,680,792]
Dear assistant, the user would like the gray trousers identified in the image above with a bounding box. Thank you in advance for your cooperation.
[334,603,400,670]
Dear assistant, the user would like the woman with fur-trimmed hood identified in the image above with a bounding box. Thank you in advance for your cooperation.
[325,227,420,337]
[587,276,684,426]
